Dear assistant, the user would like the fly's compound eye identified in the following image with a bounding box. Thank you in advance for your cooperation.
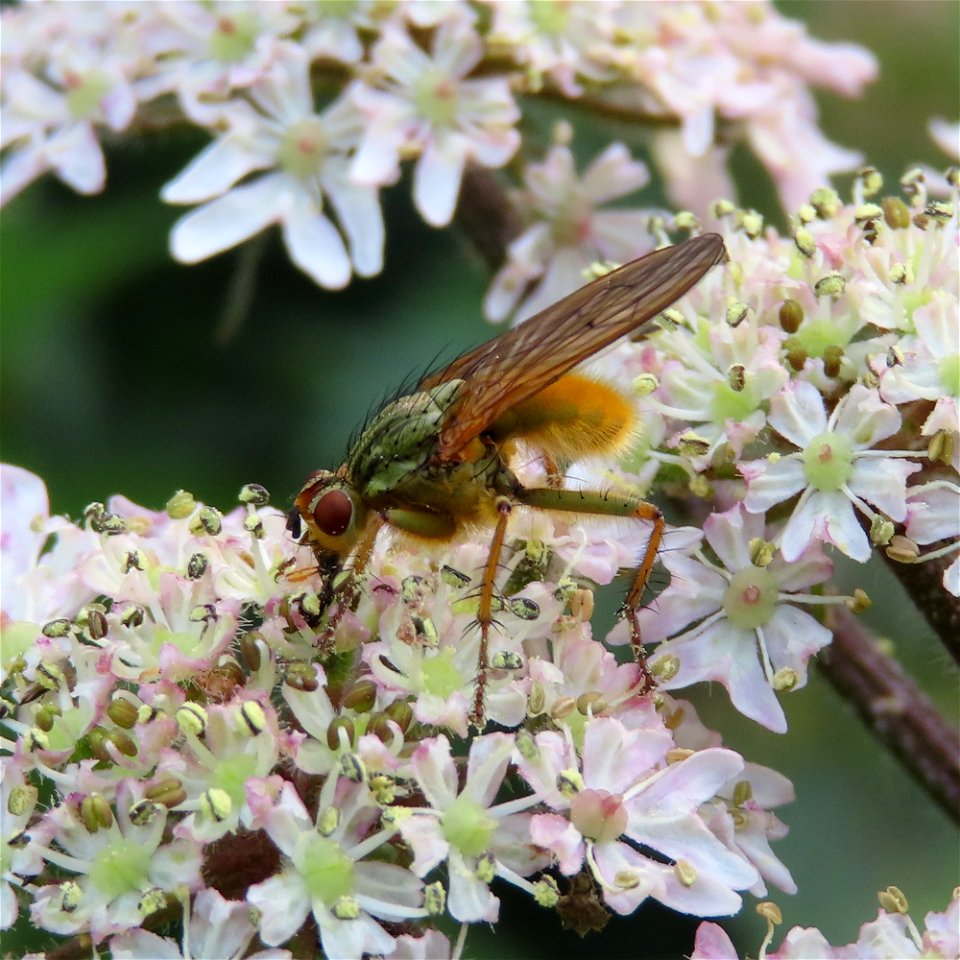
[312,489,353,537]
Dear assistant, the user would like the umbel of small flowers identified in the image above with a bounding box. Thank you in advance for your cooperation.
[1,0,880,294]
[2,167,958,955]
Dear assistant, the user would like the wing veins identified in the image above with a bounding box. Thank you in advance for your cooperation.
[421,233,726,461]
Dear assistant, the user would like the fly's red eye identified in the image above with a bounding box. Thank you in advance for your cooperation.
[313,489,353,537]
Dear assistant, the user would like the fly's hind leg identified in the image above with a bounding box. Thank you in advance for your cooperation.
[515,485,664,695]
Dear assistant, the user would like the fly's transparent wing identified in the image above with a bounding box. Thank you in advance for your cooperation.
[421,233,726,461]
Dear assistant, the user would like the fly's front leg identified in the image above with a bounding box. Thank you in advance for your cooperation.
[515,486,664,694]
[468,496,513,730]
[314,516,383,654]
[382,505,503,729]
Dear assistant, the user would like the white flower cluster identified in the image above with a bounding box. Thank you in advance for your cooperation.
[1,0,876,292]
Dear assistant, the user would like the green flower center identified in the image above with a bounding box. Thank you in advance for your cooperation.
[213,755,257,804]
[796,318,847,358]
[722,566,779,630]
[421,647,465,699]
[65,71,111,120]
[297,834,355,905]
[441,794,495,857]
[939,352,959,397]
[278,118,329,180]
[801,431,854,491]
[311,0,357,19]
[711,378,759,423]
[208,12,257,63]
[570,789,627,844]
[89,837,151,899]
[0,621,40,668]
[414,68,460,127]
[530,0,571,34]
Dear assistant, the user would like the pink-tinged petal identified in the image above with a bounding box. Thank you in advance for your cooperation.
[432,16,483,75]
[1,464,49,584]
[768,926,837,959]
[393,930,451,960]
[591,841,662,915]
[354,861,424,915]
[410,735,459,807]
[100,82,137,132]
[923,898,960,958]
[169,174,282,263]
[590,209,655,260]
[47,122,105,195]
[247,873,310,946]
[282,205,352,289]
[692,921,740,960]
[581,142,649,203]
[398,814,449,877]
[461,121,520,170]
[447,851,499,922]
[162,135,273,203]
[633,748,743,812]
[259,782,313,856]
[110,930,181,959]
[726,809,797,896]
[147,838,203,889]
[463,732,514,806]
[655,130,735,218]
[771,541,833,592]
[530,813,584,875]
[0,881,19,931]
[944,555,959,598]
[349,116,406,185]
[781,490,869,563]
[848,457,921,522]
[582,717,671,794]
[832,385,901,448]
[412,690,470,738]
[413,135,467,227]
[768,381,827,447]
[632,553,725,645]
[0,144,47,205]
[915,294,958,358]
[186,888,256,960]
[763,606,832,681]
[655,862,745,918]
[704,506,763,572]
[320,910,396,960]
[741,457,806,513]
[660,621,788,732]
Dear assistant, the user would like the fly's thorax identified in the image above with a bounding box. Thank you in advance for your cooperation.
[294,469,368,556]
[346,380,464,498]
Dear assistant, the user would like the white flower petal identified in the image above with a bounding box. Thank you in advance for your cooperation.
[782,489,869,563]
[322,167,385,277]
[767,381,826,446]
[848,457,921,522]
[162,135,273,204]
[47,122,105,195]
[414,135,466,227]
[282,206,352,289]
[741,457,806,513]
[169,174,282,263]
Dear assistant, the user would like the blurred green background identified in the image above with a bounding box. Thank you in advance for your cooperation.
[2,2,957,957]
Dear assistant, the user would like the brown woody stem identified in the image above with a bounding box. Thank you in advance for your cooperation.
[820,605,959,823]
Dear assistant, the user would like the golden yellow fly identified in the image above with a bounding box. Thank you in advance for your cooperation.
[292,233,726,726]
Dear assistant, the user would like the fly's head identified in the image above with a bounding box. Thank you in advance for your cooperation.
[292,469,369,559]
